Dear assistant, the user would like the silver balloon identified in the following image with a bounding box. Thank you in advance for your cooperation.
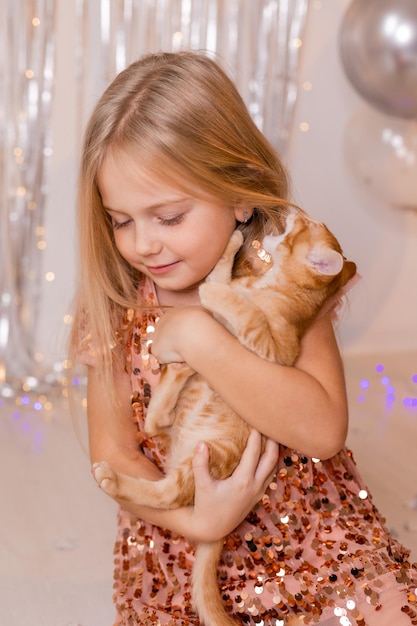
[340,0,417,119]
[344,105,417,210]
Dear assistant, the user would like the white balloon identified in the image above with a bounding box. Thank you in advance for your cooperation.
[344,106,417,210]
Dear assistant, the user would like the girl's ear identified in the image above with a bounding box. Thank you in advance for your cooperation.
[234,206,253,223]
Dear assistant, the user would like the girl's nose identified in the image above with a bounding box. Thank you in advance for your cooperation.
[134,224,161,256]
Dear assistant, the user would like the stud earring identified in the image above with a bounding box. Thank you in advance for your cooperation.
[243,211,249,223]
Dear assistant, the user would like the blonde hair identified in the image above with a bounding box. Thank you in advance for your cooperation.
[69,50,292,377]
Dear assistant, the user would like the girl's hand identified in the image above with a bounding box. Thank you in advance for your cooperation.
[189,430,279,542]
[151,306,210,364]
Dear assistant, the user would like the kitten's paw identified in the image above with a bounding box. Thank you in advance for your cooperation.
[205,230,243,283]
[216,229,244,265]
[92,461,120,498]
[145,406,174,435]
[144,411,160,437]
[199,281,230,307]
[229,229,244,252]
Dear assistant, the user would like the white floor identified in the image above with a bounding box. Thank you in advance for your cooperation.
[343,351,417,559]
[0,379,117,626]
[1,351,417,626]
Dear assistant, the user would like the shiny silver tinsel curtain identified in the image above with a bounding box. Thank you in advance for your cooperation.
[0,0,56,390]
[76,0,309,154]
[0,0,308,393]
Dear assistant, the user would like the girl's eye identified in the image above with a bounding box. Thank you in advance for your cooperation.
[159,214,184,226]
[112,218,132,230]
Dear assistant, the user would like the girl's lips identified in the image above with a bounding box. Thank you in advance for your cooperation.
[146,262,179,275]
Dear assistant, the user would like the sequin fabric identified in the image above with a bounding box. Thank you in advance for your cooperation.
[111,277,417,626]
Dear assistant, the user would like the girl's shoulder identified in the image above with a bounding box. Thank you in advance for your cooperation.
[76,275,158,368]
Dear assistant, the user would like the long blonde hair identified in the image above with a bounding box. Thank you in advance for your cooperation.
[69,50,292,376]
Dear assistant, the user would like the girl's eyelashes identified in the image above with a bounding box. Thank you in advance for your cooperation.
[158,214,184,226]
[112,218,133,230]
[108,212,185,229]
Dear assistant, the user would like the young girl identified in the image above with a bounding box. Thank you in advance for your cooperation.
[70,51,417,625]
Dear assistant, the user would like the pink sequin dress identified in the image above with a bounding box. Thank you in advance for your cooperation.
[106,277,417,626]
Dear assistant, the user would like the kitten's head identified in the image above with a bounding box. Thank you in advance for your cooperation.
[262,209,356,293]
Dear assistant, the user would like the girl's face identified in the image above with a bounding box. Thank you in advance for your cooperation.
[97,152,240,306]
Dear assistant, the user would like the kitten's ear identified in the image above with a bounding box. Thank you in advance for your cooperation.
[307,248,344,276]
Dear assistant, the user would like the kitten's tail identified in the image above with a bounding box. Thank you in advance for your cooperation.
[192,541,305,626]
[192,539,237,626]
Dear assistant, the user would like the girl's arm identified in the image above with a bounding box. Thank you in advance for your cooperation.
[150,307,348,460]
[87,365,279,542]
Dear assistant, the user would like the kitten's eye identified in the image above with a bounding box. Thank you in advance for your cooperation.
[158,214,184,226]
